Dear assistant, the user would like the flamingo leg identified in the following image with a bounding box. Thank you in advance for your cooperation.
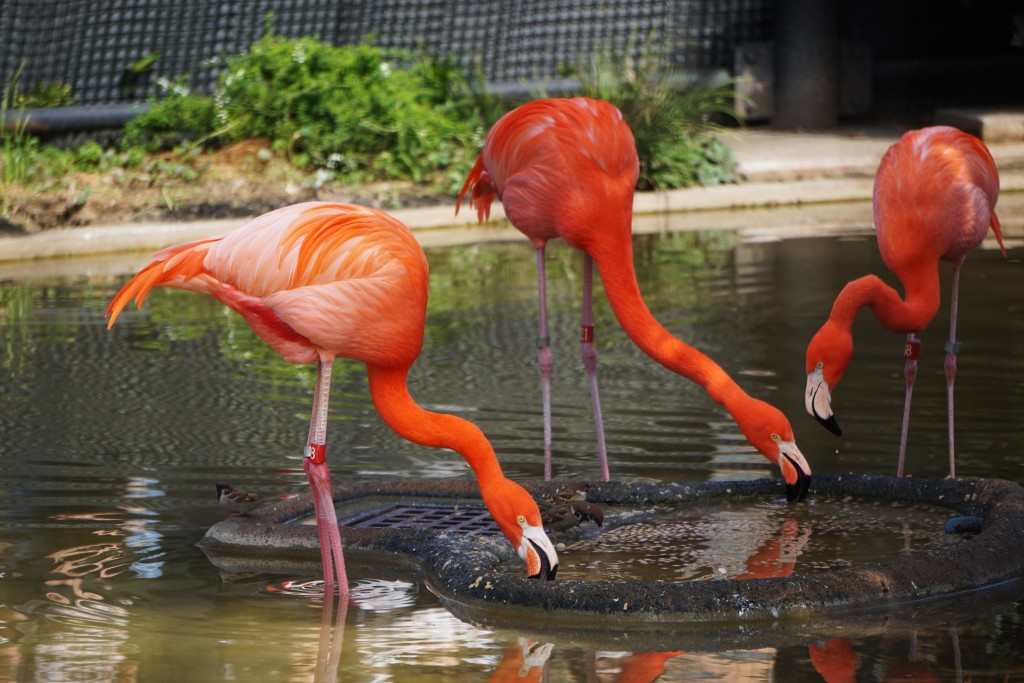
[945,260,963,479]
[304,357,349,599]
[897,334,920,477]
[315,594,348,683]
[580,254,610,481]
[948,621,963,683]
[535,245,554,480]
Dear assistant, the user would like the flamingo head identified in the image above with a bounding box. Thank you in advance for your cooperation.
[736,399,812,502]
[481,479,559,580]
[804,320,852,436]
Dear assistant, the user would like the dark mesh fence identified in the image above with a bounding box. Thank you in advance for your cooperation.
[1,0,771,106]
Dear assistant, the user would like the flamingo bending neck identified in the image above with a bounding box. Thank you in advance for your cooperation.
[366,364,504,484]
[590,237,759,420]
[825,269,941,335]
[586,234,809,497]
[366,363,560,579]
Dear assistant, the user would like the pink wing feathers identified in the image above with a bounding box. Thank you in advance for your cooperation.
[456,156,497,223]
[106,202,429,368]
[874,127,1003,271]
[457,98,639,248]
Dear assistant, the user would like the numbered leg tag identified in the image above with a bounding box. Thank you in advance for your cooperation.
[307,443,326,464]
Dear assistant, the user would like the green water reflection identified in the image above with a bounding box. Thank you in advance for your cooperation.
[1,227,1022,681]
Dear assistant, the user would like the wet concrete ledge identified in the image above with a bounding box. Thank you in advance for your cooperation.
[199,474,1024,636]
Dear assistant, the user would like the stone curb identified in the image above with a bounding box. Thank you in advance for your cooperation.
[198,474,1024,647]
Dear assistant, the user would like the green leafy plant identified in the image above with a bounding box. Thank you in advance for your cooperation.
[128,51,161,75]
[125,35,484,190]
[122,79,218,152]
[215,35,479,185]
[1,63,37,185]
[15,80,73,108]
[570,40,739,190]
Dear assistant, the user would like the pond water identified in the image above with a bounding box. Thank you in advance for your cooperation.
[554,496,967,583]
[1,216,1023,682]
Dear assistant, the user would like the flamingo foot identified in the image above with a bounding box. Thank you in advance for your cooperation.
[304,456,349,601]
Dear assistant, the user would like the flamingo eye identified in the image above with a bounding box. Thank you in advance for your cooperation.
[771,433,781,442]
[516,514,527,528]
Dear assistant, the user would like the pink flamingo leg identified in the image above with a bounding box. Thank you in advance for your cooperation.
[315,595,348,683]
[304,358,348,599]
[535,246,554,480]
[580,254,610,481]
[945,260,963,479]
[897,334,920,477]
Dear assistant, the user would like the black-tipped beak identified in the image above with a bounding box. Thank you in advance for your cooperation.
[527,539,558,581]
[784,454,812,502]
[814,412,842,436]
[806,370,841,436]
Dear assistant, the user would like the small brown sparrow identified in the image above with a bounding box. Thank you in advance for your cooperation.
[538,483,604,532]
[216,483,263,514]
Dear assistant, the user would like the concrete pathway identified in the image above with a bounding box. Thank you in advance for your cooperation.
[2,124,1023,271]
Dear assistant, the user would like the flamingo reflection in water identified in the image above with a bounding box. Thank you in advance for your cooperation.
[487,638,554,683]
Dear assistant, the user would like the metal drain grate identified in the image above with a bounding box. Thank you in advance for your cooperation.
[344,503,502,537]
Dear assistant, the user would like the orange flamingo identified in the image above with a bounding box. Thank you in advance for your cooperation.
[614,651,686,683]
[458,97,811,499]
[106,202,559,599]
[804,126,1004,477]
[736,517,810,580]
[487,638,553,683]
[809,639,858,683]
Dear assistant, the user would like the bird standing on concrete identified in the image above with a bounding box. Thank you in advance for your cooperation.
[215,483,263,514]
[537,483,604,533]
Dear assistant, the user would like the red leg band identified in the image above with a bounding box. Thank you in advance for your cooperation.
[307,443,327,464]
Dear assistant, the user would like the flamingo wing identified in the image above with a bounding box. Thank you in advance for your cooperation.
[107,202,429,368]
[456,155,497,223]
[466,98,639,248]
[874,127,1002,272]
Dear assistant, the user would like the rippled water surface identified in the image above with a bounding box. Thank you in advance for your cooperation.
[2,219,1023,682]
[556,496,967,583]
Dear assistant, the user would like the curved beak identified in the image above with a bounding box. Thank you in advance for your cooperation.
[778,440,812,502]
[805,368,842,436]
[518,637,554,668]
[519,524,559,580]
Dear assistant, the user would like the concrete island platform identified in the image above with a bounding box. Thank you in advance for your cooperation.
[198,474,1024,647]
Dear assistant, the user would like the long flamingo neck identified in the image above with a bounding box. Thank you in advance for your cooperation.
[590,241,750,414]
[828,267,940,334]
[365,364,505,484]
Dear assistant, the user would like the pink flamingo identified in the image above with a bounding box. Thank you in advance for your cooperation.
[804,126,1004,477]
[106,202,559,600]
[459,98,811,500]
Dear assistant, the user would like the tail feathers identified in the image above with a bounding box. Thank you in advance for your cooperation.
[456,155,497,223]
[991,211,1006,257]
[106,238,219,328]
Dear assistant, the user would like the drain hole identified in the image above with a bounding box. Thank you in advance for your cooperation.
[345,503,502,536]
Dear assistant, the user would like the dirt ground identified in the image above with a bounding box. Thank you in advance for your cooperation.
[1,138,451,235]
